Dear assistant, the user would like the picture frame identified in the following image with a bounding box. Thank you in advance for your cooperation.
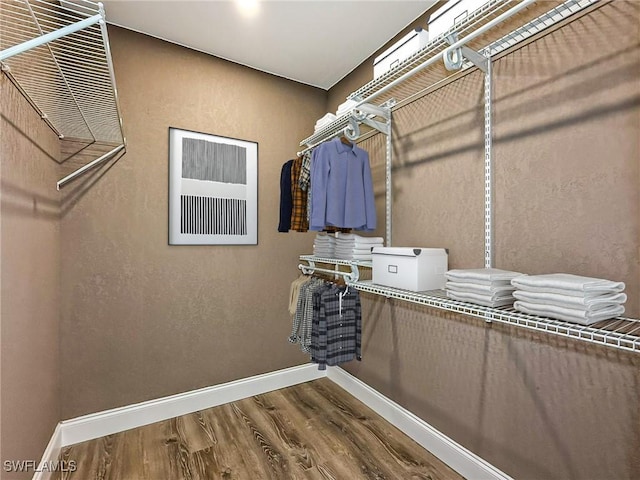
[168,127,258,245]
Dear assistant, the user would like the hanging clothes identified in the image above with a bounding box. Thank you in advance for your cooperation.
[278,159,294,232]
[289,277,325,353]
[290,155,309,232]
[310,283,362,370]
[289,274,310,315]
[309,137,376,231]
[298,150,313,223]
[289,275,362,370]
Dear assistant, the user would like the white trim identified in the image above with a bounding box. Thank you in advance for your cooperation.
[326,366,513,480]
[60,363,324,446]
[31,424,62,480]
[42,363,507,479]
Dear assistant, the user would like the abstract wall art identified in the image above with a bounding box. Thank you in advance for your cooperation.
[169,128,258,245]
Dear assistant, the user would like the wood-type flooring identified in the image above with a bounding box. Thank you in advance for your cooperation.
[60,378,463,479]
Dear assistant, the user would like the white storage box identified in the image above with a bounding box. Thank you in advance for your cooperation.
[372,247,448,291]
[373,28,429,79]
[428,0,486,40]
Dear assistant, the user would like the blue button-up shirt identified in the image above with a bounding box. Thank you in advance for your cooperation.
[309,138,376,231]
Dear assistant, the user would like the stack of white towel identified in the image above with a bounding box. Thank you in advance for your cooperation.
[512,274,626,325]
[336,99,358,117]
[445,268,523,307]
[334,233,383,261]
[313,233,336,258]
[314,113,337,132]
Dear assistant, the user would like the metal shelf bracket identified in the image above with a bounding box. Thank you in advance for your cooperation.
[443,33,489,73]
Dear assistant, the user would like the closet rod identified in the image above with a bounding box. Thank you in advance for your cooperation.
[0,14,101,61]
[298,264,356,283]
[353,0,536,109]
[296,122,356,157]
[56,143,124,190]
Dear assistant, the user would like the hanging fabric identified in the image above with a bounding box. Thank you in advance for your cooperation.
[277,159,294,232]
[309,137,376,231]
[290,155,309,232]
[289,275,362,370]
[310,282,362,371]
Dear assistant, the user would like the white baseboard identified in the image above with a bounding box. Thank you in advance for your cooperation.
[41,362,507,480]
[60,363,324,447]
[32,424,62,480]
[326,366,513,480]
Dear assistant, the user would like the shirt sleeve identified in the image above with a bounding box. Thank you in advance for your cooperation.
[278,160,293,232]
[309,144,329,231]
[315,288,329,370]
[289,281,307,344]
[355,290,362,361]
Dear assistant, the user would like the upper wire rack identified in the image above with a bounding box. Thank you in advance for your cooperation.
[0,0,124,145]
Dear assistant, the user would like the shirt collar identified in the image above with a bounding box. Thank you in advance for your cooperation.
[332,137,356,155]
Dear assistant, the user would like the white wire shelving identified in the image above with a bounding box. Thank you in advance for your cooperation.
[0,0,126,189]
[298,256,640,355]
[303,0,597,152]
[346,0,598,108]
[299,0,599,264]
[298,255,372,283]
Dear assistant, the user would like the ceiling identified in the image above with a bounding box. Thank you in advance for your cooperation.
[102,1,437,90]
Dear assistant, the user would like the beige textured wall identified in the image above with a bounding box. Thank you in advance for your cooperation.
[337,2,640,478]
[0,75,61,478]
[59,27,326,419]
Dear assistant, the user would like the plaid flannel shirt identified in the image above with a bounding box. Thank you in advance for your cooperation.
[298,150,311,191]
[289,278,324,353]
[311,284,362,370]
[290,156,309,232]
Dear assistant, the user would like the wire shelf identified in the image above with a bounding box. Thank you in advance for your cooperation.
[1,0,126,187]
[300,255,373,269]
[300,114,353,148]
[297,257,640,354]
[348,0,596,107]
[352,281,640,354]
[300,0,597,149]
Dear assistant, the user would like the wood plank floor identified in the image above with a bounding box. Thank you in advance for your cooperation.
[60,378,463,480]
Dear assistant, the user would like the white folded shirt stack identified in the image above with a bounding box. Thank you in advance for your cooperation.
[336,99,358,117]
[334,233,383,261]
[511,273,626,325]
[314,113,337,132]
[313,233,336,258]
[445,268,524,308]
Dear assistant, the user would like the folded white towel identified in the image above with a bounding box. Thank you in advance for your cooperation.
[446,281,516,295]
[354,242,383,249]
[314,240,335,246]
[511,274,625,296]
[336,248,371,256]
[314,113,337,129]
[512,290,627,311]
[314,235,335,243]
[313,250,334,257]
[336,99,358,117]
[335,245,380,251]
[445,268,524,285]
[514,301,624,325]
[447,291,515,308]
[334,248,372,254]
[335,253,372,261]
[335,233,384,244]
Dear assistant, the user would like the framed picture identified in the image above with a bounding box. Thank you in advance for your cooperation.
[168,128,258,245]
